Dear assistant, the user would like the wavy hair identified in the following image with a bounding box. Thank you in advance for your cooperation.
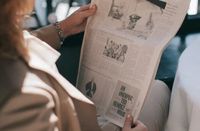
[0,0,34,59]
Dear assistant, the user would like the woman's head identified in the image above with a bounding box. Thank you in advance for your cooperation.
[0,0,34,59]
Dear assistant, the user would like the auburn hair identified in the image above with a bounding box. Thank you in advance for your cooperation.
[0,0,34,59]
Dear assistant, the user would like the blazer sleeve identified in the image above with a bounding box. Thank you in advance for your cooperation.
[31,25,61,50]
[0,90,58,131]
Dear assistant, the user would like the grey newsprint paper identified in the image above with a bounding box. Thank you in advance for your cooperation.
[77,0,190,127]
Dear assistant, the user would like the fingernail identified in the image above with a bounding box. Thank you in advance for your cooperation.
[90,4,96,9]
[127,114,131,119]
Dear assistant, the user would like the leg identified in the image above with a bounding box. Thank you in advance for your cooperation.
[139,80,170,131]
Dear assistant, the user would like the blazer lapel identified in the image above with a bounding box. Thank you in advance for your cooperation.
[25,34,101,131]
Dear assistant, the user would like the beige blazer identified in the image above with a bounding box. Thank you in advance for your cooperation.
[0,29,101,131]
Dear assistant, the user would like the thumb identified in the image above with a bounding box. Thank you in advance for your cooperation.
[122,114,133,130]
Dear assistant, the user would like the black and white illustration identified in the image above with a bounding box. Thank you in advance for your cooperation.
[104,0,164,40]
[85,78,97,98]
[145,12,154,31]
[127,14,141,30]
[103,38,128,63]
[120,0,163,40]
[108,0,124,20]
[77,66,115,114]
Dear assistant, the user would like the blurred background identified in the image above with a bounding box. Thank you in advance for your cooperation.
[26,0,200,89]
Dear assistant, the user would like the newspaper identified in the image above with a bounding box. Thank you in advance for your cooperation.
[77,0,190,127]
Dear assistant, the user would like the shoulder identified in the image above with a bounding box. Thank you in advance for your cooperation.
[0,58,57,130]
[0,58,28,88]
[0,58,56,109]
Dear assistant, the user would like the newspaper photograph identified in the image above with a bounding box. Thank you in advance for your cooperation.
[77,0,190,127]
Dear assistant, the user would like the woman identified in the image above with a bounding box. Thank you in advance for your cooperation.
[0,0,148,131]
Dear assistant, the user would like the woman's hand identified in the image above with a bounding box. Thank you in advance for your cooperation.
[60,4,97,37]
[122,115,148,131]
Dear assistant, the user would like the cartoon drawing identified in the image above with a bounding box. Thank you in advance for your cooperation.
[146,12,154,31]
[127,14,141,30]
[103,39,115,58]
[108,0,124,20]
[103,38,128,63]
[116,45,128,63]
[85,78,96,98]
[111,0,164,40]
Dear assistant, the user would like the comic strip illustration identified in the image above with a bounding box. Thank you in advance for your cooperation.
[103,38,128,63]
[108,0,125,20]
[104,0,164,40]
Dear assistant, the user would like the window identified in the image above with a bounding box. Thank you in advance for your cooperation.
[187,0,200,19]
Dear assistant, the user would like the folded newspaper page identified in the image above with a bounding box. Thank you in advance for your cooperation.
[77,0,190,127]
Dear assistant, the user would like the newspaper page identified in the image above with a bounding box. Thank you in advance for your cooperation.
[77,0,190,127]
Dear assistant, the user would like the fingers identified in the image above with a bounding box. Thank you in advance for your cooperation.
[124,114,133,127]
[122,114,133,131]
[78,4,90,11]
[60,4,97,36]
[122,115,148,131]
[79,4,97,19]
